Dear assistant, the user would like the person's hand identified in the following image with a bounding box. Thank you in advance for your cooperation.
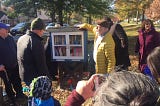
[78,28,87,31]
[74,24,82,28]
[120,39,125,48]
[0,65,5,71]
[76,74,98,100]
[74,24,87,31]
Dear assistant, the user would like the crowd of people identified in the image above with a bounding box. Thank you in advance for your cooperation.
[0,16,160,106]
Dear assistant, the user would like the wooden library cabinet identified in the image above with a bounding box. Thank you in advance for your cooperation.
[49,27,88,62]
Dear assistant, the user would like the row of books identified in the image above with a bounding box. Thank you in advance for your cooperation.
[69,35,82,45]
[54,46,66,56]
[54,46,82,56]
[53,35,82,45]
[70,47,82,56]
[54,35,66,45]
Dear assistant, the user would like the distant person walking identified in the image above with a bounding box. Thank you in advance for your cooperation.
[0,23,26,105]
[17,18,50,86]
[135,19,160,73]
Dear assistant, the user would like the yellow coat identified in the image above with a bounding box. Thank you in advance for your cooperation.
[80,23,115,74]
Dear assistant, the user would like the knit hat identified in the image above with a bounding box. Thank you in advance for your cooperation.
[0,23,9,30]
[97,19,112,28]
[31,18,45,30]
[29,76,52,100]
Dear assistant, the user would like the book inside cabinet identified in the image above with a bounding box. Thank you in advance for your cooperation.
[50,29,87,61]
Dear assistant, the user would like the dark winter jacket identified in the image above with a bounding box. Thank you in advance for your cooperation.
[0,35,17,70]
[135,28,160,72]
[112,24,131,68]
[44,36,58,79]
[17,31,50,83]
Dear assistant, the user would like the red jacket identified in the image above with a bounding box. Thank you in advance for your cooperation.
[64,90,85,106]
[135,28,160,72]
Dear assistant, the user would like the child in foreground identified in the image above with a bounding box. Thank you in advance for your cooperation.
[28,76,61,106]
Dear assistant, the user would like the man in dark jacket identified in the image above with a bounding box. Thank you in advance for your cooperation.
[44,36,58,80]
[17,18,50,86]
[0,22,26,105]
[104,17,131,69]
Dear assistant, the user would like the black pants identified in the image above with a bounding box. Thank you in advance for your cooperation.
[0,65,23,99]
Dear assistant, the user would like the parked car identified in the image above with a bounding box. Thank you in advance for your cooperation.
[10,22,31,36]
[63,23,69,27]
[45,22,55,30]
[45,22,70,30]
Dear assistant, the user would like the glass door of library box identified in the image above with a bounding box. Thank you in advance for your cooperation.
[51,31,87,61]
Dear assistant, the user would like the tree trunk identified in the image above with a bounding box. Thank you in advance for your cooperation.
[141,10,145,22]
[58,10,63,26]
[136,10,139,24]
[127,12,130,23]
[88,15,92,24]
[50,11,55,22]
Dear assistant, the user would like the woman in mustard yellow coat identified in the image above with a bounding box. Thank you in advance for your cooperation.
[79,19,115,74]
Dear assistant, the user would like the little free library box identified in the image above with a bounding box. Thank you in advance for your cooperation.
[48,27,88,62]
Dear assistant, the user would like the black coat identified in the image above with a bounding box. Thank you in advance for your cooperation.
[112,24,131,68]
[0,35,17,69]
[44,36,58,79]
[17,31,50,83]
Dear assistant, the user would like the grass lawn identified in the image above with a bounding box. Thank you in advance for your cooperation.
[122,23,140,56]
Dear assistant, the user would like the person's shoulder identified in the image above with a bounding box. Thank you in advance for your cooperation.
[6,34,16,42]
[17,34,31,44]
[7,34,14,39]
[115,23,123,29]
[18,34,29,40]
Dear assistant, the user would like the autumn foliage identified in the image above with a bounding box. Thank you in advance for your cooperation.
[145,0,160,20]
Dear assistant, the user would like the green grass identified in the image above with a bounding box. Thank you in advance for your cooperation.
[87,22,141,39]
[121,22,140,36]
[121,23,140,55]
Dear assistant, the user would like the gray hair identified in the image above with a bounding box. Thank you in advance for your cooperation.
[93,71,159,106]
